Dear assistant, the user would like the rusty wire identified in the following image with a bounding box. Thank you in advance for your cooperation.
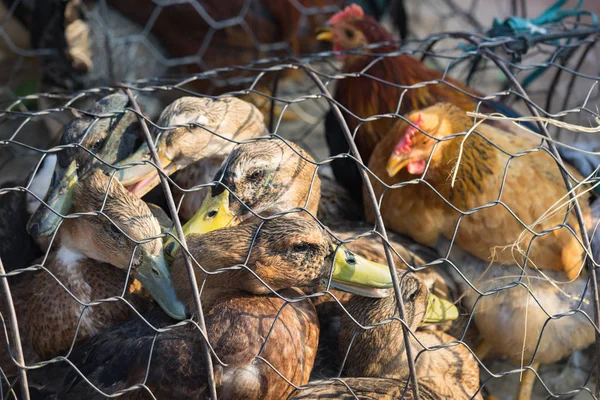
[0,0,598,399]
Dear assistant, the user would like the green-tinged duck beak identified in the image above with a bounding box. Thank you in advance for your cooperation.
[27,159,78,238]
[421,294,459,324]
[115,144,177,197]
[136,251,187,320]
[329,246,393,298]
[386,153,411,177]
[164,189,236,258]
[316,26,334,42]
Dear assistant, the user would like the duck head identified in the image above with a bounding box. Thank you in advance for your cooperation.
[115,96,267,198]
[27,92,141,239]
[165,138,320,257]
[58,169,186,320]
[170,216,396,311]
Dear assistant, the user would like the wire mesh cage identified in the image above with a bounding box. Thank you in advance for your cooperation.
[0,0,599,399]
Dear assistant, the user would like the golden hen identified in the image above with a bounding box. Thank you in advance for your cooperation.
[366,103,591,281]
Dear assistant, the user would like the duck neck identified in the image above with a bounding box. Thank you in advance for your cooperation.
[53,219,86,263]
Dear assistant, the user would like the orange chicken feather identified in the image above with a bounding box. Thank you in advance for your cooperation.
[366,103,591,281]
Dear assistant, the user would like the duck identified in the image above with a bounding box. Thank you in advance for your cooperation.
[339,271,481,400]
[27,216,398,399]
[27,92,145,241]
[289,377,439,399]
[163,137,469,378]
[114,95,268,221]
[1,169,185,375]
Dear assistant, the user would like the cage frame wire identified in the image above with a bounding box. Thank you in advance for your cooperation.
[0,9,598,400]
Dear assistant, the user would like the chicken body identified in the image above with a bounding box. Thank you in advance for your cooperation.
[367,103,591,281]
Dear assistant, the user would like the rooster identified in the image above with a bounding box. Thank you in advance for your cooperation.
[317,4,585,206]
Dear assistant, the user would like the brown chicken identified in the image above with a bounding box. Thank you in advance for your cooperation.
[366,102,591,281]
[317,4,539,203]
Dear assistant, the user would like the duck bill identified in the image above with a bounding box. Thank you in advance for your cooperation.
[421,294,459,325]
[116,145,176,197]
[386,153,411,177]
[136,251,187,320]
[164,189,236,257]
[329,246,393,298]
[27,159,78,238]
[316,26,334,42]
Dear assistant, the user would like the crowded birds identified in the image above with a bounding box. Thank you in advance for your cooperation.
[28,216,394,399]
[339,272,481,400]
[27,92,142,241]
[367,102,596,399]
[315,4,586,206]
[115,95,267,220]
[1,169,184,383]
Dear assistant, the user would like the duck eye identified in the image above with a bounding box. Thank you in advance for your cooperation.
[91,139,102,152]
[345,28,355,39]
[407,289,418,302]
[292,243,310,253]
[248,169,264,182]
[109,223,122,236]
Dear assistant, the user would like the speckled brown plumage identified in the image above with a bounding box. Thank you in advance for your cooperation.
[208,139,321,222]
[119,96,267,199]
[339,274,482,399]
[24,170,162,360]
[27,257,147,360]
[32,217,359,399]
[289,377,440,399]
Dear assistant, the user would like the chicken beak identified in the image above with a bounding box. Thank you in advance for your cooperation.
[27,159,78,238]
[164,189,236,258]
[115,145,175,197]
[329,246,393,298]
[316,26,334,42]
[136,250,187,320]
[386,153,411,177]
[421,294,458,325]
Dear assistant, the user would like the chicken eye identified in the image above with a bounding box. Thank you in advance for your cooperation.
[345,28,355,39]
[248,169,264,182]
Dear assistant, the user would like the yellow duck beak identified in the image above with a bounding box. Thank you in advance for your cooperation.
[386,153,411,177]
[136,250,187,320]
[316,26,334,42]
[115,144,177,197]
[164,189,236,258]
[329,246,393,298]
[421,294,459,324]
[27,159,78,238]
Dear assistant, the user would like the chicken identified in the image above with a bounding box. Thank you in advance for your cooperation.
[317,4,583,205]
[366,102,591,280]
[367,102,596,399]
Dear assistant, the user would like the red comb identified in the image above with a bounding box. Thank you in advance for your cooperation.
[329,4,365,25]
[394,114,424,155]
